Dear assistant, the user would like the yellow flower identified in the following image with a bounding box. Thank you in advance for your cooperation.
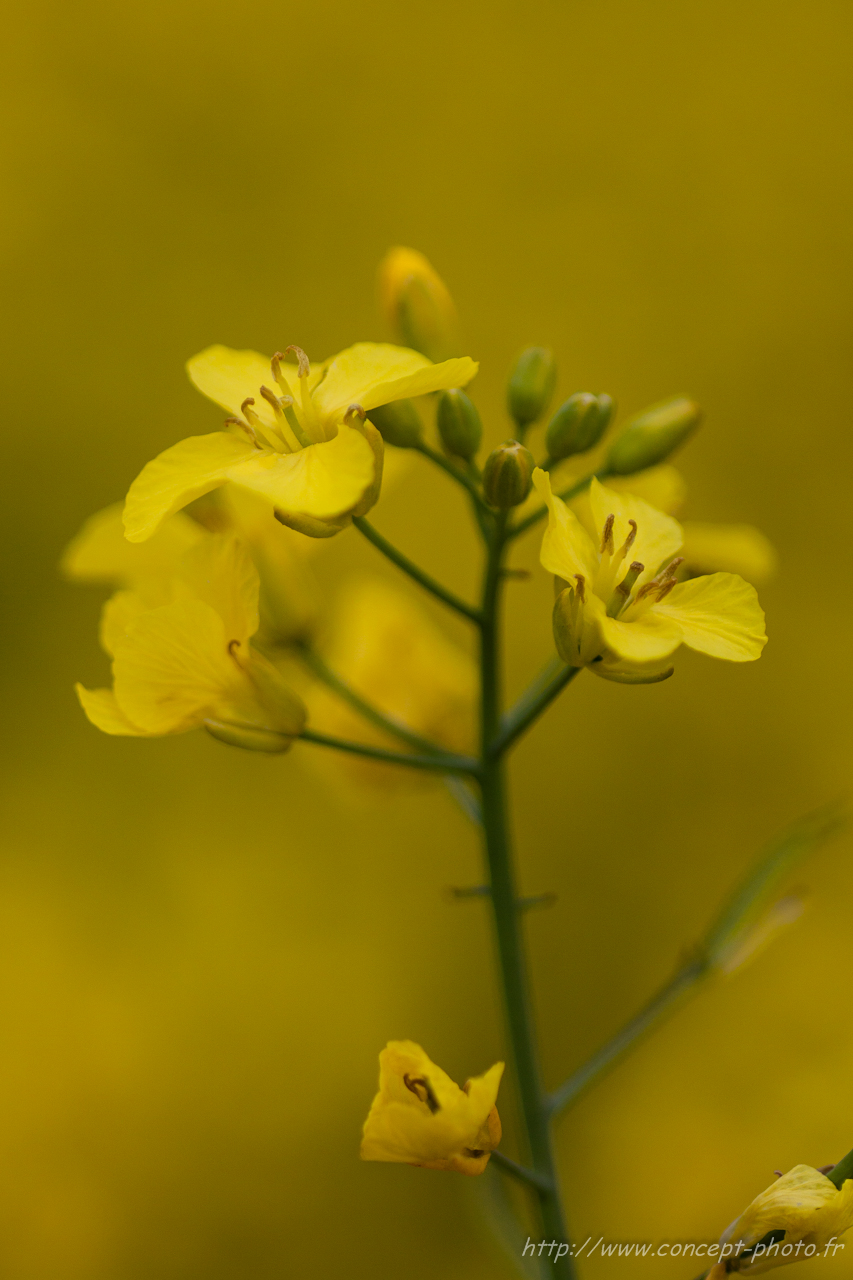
[534,470,767,680]
[567,465,777,586]
[123,341,477,543]
[377,247,459,361]
[63,494,322,649]
[716,1165,853,1274]
[360,1041,504,1176]
[76,534,306,750]
[305,576,476,790]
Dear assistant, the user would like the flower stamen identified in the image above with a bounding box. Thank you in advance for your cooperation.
[607,560,645,617]
[600,513,615,556]
[404,1074,441,1114]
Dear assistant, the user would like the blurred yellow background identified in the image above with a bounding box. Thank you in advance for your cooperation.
[1,0,852,1275]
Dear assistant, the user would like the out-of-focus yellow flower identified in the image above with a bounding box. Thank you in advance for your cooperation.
[306,577,476,790]
[535,470,767,680]
[360,1041,503,1176]
[76,534,306,750]
[123,342,477,542]
[377,247,459,361]
[63,496,322,649]
[716,1165,853,1274]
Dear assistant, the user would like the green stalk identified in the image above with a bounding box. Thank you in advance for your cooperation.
[298,728,478,775]
[353,516,482,623]
[478,513,575,1278]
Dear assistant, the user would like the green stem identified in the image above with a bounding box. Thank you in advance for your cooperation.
[353,516,482,624]
[297,646,444,757]
[828,1148,853,1188]
[548,959,707,1115]
[508,469,607,541]
[414,441,492,513]
[490,1149,553,1193]
[478,514,575,1279]
[493,663,581,756]
[298,728,479,775]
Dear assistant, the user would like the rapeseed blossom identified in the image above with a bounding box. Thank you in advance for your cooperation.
[123,342,477,542]
[711,1165,853,1274]
[76,534,305,750]
[535,470,766,680]
[361,1041,503,1175]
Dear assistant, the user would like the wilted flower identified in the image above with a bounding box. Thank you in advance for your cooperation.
[713,1164,853,1274]
[361,1040,503,1175]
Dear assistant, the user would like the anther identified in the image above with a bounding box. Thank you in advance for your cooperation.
[600,513,615,555]
[258,385,282,414]
[241,397,262,426]
[573,573,586,603]
[655,577,677,602]
[271,352,291,393]
[284,344,311,379]
[225,416,261,447]
[344,403,366,425]
[403,1074,440,1114]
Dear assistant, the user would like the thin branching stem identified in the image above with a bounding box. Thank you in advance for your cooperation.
[298,728,479,775]
[492,663,581,756]
[353,516,482,623]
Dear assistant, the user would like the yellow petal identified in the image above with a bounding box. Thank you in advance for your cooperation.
[360,1040,503,1175]
[61,503,203,584]
[312,342,478,422]
[112,599,239,734]
[227,428,375,520]
[680,521,778,585]
[176,534,260,646]
[605,464,687,515]
[75,684,150,736]
[187,345,276,420]
[594,598,683,665]
[123,433,256,543]
[532,468,598,583]
[100,588,160,657]
[589,477,683,584]
[721,1165,853,1255]
[653,573,767,661]
[186,345,329,427]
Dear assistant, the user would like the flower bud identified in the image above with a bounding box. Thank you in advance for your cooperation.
[482,441,535,508]
[436,389,482,460]
[377,246,458,361]
[605,396,702,475]
[545,393,613,461]
[507,347,556,430]
[368,399,423,448]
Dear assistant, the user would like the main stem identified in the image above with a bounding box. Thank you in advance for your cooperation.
[478,515,575,1279]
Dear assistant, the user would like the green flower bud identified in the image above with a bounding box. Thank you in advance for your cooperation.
[368,399,423,449]
[436,388,482,460]
[605,396,702,475]
[507,347,557,430]
[545,393,614,461]
[482,441,535,508]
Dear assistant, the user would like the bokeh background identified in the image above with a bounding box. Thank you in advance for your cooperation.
[1,1,852,1275]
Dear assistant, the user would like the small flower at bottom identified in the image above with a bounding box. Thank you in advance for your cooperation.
[360,1041,504,1176]
[75,534,306,751]
[714,1164,853,1274]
